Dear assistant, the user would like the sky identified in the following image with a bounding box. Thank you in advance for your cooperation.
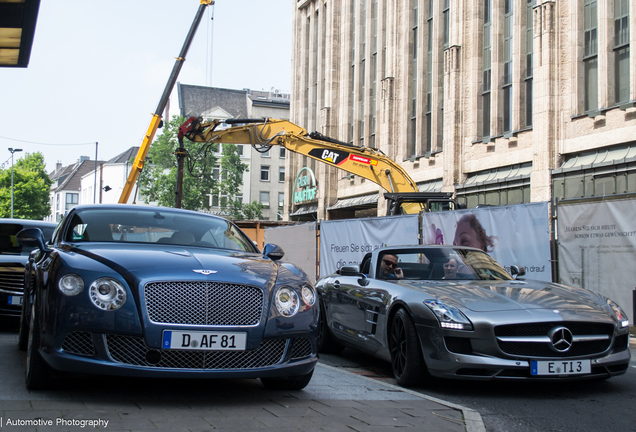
[0,0,293,173]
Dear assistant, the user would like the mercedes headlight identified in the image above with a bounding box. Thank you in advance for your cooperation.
[58,274,84,296]
[607,298,629,328]
[424,299,473,330]
[274,286,300,317]
[89,278,127,311]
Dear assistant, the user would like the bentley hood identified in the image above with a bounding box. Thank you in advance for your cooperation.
[67,244,278,289]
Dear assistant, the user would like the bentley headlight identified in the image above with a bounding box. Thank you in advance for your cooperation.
[58,274,84,296]
[274,286,300,317]
[89,278,126,311]
[301,285,316,307]
[607,298,629,328]
[424,299,473,330]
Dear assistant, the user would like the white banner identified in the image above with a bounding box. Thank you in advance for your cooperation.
[319,215,419,278]
[557,197,636,313]
[420,202,552,281]
[264,222,318,282]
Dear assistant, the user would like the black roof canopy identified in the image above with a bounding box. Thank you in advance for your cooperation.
[0,0,41,68]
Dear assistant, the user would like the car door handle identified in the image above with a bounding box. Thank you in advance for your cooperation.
[333,280,340,289]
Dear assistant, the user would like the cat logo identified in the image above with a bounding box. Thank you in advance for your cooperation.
[308,148,350,166]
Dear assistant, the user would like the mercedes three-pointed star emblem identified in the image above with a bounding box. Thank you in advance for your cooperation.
[548,326,574,353]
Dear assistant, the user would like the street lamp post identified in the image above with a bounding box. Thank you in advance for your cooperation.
[8,148,22,218]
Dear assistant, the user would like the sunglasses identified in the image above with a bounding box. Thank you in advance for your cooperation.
[382,259,398,268]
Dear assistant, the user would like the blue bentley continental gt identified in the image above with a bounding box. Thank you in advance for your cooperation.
[18,204,318,390]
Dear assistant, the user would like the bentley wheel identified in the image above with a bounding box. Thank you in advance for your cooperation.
[389,308,426,387]
[261,369,314,390]
[26,302,50,390]
[317,304,344,354]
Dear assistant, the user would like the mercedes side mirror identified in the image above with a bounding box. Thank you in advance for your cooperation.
[510,265,526,279]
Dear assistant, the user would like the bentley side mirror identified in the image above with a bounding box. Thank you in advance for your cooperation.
[262,243,285,261]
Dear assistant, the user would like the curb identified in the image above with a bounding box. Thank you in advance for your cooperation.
[317,363,486,432]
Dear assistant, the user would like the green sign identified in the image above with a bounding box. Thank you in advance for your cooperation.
[293,167,317,204]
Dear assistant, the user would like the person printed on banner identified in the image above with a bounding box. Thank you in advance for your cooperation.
[453,214,497,252]
[378,253,404,279]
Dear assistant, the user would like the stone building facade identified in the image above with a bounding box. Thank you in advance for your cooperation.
[287,0,636,221]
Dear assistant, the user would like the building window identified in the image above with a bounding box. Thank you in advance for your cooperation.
[503,0,513,133]
[584,0,598,112]
[357,0,367,148]
[615,0,630,104]
[278,192,284,209]
[65,193,78,211]
[525,0,534,127]
[261,148,270,158]
[279,167,285,182]
[349,0,356,144]
[443,0,450,48]
[371,0,378,149]
[483,0,492,138]
[260,165,270,181]
[426,0,433,153]
[56,194,60,211]
[279,147,285,158]
[212,165,220,180]
[409,0,418,157]
[211,194,219,207]
[260,191,270,208]
[237,144,244,156]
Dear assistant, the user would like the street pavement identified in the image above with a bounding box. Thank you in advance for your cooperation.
[0,330,485,432]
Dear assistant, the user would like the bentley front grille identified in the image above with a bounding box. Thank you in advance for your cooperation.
[290,337,312,359]
[0,267,25,294]
[144,281,263,326]
[61,331,95,356]
[494,322,614,358]
[106,335,287,370]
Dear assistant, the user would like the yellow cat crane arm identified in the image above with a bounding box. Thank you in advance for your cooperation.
[118,0,213,204]
[176,117,451,214]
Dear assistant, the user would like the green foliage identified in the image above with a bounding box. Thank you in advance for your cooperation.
[139,116,217,210]
[139,116,261,220]
[215,143,263,220]
[0,152,52,219]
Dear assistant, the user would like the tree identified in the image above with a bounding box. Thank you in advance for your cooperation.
[215,143,264,220]
[139,116,263,219]
[0,152,52,219]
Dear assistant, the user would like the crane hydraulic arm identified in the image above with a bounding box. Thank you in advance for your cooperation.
[177,117,451,214]
[118,0,213,204]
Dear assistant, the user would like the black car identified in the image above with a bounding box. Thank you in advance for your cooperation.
[18,205,318,390]
[0,218,57,319]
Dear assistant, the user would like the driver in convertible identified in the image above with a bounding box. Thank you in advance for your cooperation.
[379,254,404,279]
